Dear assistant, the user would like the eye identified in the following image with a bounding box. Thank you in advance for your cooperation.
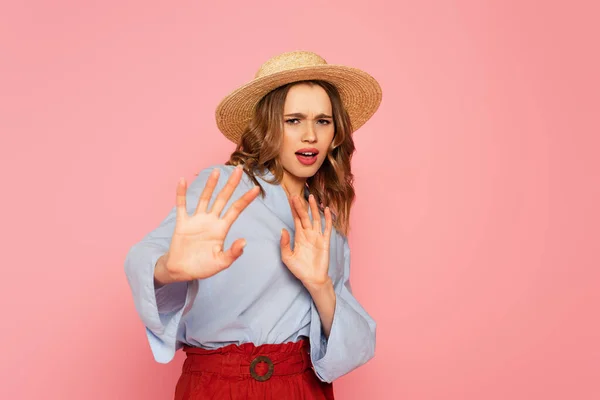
[317,119,331,125]
[285,118,300,124]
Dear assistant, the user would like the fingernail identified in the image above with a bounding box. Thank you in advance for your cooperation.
[241,240,246,248]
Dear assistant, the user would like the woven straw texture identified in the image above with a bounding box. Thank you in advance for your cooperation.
[215,51,382,144]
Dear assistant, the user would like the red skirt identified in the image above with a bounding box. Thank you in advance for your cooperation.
[174,339,334,399]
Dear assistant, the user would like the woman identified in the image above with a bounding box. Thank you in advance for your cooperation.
[124,50,382,399]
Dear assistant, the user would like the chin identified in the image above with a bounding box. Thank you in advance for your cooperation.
[285,161,324,180]
[296,168,319,178]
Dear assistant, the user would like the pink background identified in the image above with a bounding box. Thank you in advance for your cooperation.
[1,1,599,399]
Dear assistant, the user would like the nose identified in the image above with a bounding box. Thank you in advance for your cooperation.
[302,122,317,143]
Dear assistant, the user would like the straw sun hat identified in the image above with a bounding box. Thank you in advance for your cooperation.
[215,50,382,144]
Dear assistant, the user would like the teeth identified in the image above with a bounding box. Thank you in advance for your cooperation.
[299,152,316,156]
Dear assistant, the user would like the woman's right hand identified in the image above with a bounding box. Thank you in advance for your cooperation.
[154,166,260,285]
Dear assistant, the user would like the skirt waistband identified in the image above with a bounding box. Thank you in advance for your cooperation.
[181,339,312,381]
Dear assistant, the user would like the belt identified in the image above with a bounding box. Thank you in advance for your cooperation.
[182,340,312,382]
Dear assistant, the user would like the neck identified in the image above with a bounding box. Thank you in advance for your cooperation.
[280,170,306,199]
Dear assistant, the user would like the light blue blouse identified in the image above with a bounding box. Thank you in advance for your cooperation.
[124,164,376,383]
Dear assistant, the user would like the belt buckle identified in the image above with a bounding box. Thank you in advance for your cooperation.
[249,355,274,381]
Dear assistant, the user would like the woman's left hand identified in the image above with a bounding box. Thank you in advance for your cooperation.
[280,194,333,290]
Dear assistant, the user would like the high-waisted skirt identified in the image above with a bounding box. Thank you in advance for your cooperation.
[174,339,334,399]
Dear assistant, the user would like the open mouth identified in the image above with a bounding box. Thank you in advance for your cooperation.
[295,149,319,166]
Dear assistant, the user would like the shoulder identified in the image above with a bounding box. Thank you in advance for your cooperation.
[336,230,352,264]
[193,163,236,180]
[330,227,348,254]
[191,163,255,191]
[192,164,239,183]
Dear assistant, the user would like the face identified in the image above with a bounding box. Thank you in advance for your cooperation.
[279,83,335,181]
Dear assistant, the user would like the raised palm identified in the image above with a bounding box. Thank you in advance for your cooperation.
[165,166,260,282]
[280,194,333,289]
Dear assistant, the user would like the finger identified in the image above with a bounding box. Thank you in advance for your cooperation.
[288,196,303,231]
[294,196,313,230]
[175,177,188,221]
[308,194,321,233]
[218,238,247,268]
[195,168,220,214]
[324,207,333,241]
[280,229,293,261]
[209,166,243,216]
[222,186,261,227]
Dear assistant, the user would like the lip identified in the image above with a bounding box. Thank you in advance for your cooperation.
[295,148,319,166]
[295,148,319,155]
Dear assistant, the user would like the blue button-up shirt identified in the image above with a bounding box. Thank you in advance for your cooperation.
[124,164,376,382]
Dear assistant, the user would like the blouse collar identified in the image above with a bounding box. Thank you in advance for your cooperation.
[252,167,312,231]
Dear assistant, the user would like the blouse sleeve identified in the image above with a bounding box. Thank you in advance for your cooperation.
[123,167,219,363]
[308,235,377,382]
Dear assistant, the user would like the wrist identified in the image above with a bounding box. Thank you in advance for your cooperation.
[305,278,336,338]
[304,277,334,298]
[154,253,176,287]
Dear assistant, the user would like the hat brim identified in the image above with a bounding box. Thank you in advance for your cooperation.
[215,64,382,144]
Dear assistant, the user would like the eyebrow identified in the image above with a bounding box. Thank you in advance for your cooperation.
[284,112,333,119]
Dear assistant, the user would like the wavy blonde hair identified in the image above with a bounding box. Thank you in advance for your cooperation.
[225,80,356,236]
